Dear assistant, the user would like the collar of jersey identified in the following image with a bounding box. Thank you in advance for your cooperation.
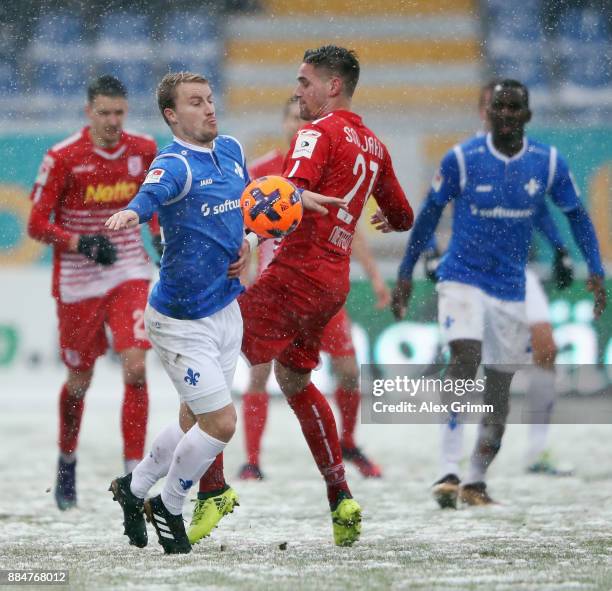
[173,136,215,154]
[486,133,528,163]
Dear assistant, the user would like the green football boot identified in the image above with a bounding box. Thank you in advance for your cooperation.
[331,496,362,547]
[187,487,239,545]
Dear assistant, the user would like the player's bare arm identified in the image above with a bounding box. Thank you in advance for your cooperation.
[105,210,139,230]
[390,278,413,320]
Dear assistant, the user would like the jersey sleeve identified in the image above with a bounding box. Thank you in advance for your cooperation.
[428,148,461,206]
[127,154,190,223]
[282,126,331,191]
[371,150,413,231]
[27,150,74,250]
[548,150,582,212]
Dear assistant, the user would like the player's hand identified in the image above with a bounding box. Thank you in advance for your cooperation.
[228,240,250,278]
[301,189,348,215]
[390,278,413,320]
[105,210,139,230]
[586,274,607,320]
[553,247,574,290]
[77,234,117,266]
[151,234,164,267]
[371,208,394,233]
[372,278,391,309]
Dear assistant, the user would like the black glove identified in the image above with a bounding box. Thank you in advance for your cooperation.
[423,247,441,283]
[151,234,164,267]
[77,234,117,266]
[553,247,574,290]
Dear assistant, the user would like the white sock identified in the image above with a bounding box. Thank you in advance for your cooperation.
[130,422,184,499]
[524,368,556,465]
[124,459,140,475]
[161,426,226,516]
[439,413,464,478]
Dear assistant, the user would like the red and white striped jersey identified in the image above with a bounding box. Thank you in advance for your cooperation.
[28,126,157,303]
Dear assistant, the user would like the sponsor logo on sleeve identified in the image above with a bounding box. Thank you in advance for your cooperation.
[291,130,319,159]
[143,168,165,184]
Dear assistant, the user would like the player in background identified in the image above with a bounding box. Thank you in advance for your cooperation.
[392,79,606,506]
[27,75,158,511]
[105,72,346,554]
[422,80,576,479]
[237,97,388,482]
[192,45,414,547]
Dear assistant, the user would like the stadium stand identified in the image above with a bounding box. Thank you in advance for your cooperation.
[224,0,482,120]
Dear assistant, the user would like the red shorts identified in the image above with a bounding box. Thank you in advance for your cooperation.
[239,267,345,373]
[57,280,150,371]
[320,307,355,358]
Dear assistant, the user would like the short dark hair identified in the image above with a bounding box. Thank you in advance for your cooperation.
[491,79,530,108]
[87,75,127,102]
[303,45,360,97]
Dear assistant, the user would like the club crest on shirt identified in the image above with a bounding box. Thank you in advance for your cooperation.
[128,155,143,177]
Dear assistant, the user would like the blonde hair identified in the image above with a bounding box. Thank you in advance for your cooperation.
[157,72,210,125]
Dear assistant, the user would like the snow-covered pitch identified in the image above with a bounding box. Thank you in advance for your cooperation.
[2,362,611,590]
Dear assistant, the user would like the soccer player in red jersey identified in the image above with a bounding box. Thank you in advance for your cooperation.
[27,75,158,511]
[238,96,389,482]
[191,46,413,547]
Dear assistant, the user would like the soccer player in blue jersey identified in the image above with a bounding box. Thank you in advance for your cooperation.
[104,72,342,553]
[421,80,577,481]
[391,79,606,506]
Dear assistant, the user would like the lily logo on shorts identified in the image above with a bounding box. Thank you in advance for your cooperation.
[184,368,200,386]
[179,478,193,491]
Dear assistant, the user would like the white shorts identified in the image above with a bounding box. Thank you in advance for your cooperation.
[525,268,550,325]
[144,301,243,415]
[437,281,530,370]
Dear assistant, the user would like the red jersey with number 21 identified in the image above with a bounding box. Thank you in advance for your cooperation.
[278,109,413,294]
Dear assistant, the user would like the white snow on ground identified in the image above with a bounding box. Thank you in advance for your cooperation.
[1,363,612,590]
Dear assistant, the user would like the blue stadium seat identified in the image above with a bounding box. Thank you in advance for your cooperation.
[0,58,19,94]
[159,11,224,93]
[94,12,154,98]
[33,60,89,96]
[32,11,84,45]
[164,12,220,45]
[29,12,90,97]
[98,12,150,42]
[96,59,155,97]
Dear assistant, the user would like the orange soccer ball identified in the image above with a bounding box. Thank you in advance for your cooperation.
[240,175,303,239]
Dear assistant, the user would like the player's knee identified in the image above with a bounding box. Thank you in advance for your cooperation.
[448,340,482,377]
[479,423,505,453]
[66,370,93,398]
[199,405,237,443]
[333,357,360,390]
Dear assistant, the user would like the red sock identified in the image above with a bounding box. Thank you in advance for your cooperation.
[287,383,351,507]
[242,392,269,465]
[122,383,149,461]
[59,384,85,455]
[198,453,226,495]
[334,387,361,449]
